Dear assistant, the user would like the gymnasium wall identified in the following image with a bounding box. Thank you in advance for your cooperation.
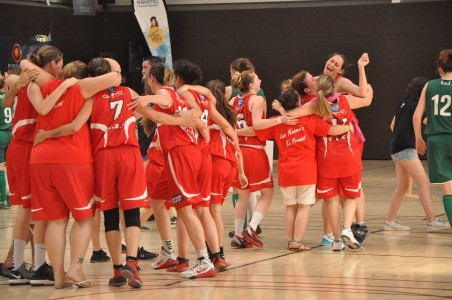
[0,1,451,159]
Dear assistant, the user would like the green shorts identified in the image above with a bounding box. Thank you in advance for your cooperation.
[427,134,452,184]
[0,130,12,163]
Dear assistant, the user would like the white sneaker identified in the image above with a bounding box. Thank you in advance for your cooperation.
[151,249,177,270]
[427,218,450,231]
[332,240,345,251]
[180,258,217,279]
[321,234,334,246]
[383,220,410,231]
[341,228,360,249]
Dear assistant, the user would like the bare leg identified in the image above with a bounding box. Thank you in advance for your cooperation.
[66,217,93,284]
[387,162,411,221]
[176,218,190,259]
[91,209,101,251]
[45,219,68,288]
[293,204,311,242]
[284,205,297,240]
[325,196,341,240]
[195,206,220,253]
[209,203,224,248]
[149,199,171,240]
[177,206,205,251]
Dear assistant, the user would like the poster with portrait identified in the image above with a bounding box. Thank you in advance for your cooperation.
[133,0,172,68]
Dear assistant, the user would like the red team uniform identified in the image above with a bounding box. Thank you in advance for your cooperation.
[6,84,36,208]
[145,134,172,209]
[154,87,203,210]
[316,95,362,199]
[256,116,332,187]
[230,94,273,192]
[189,90,212,208]
[30,80,95,221]
[209,122,238,205]
[90,86,147,211]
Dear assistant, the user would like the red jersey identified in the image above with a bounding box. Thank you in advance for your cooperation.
[11,84,37,143]
[31,79,93,164]
[231,94,265,148]
[209,124,237,164]
[154,87,198,154]
[146,134,164,167]
[90,86,138,154]
[256,115,331,187]
[189,90,211,151]
[316,95,362,178]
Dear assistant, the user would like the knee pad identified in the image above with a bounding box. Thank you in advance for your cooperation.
[103,207,120,232]
[124,207,141,228]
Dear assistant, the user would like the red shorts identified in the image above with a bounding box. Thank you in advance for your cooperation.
[30,163,95,221]
[94,146,147,211]
[165,145,202,210]
[210,156,237,205]
[232,146,273,192]
[316,172,362,199]
[146,159,172,208]
[6,139,32,208]
[198,148,212,203]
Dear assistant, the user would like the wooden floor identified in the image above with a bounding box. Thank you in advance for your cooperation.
[1,160,451,299]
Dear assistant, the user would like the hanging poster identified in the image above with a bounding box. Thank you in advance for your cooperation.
[133,0,172,67]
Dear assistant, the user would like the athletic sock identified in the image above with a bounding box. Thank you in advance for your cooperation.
[34,244,47,271]
[248,211,263,231]
[162,240,173,253]
[12,239,26,270]
[234,219,245,236]
[442,195,452,224]
[196,248,209,260]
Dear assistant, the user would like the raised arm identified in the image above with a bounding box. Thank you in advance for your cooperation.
[34,98,93,145]
[78,72,121,99]
[346,84,374,109]
[413,83,428,155]
[336,53,370,97]
[3,70,39,107]
[138,106,195,128]
[20,60,53,87]
[285,101,318,118]
[251,95,297,130]
[28,78,79,115]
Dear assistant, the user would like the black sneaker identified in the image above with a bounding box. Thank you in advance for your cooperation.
[90,249,111,263]
[30,262,54,286]
[148,215,155,222]
[122,243,127,254]
[137,247,158,260]
[170,216,177,225]
[8,262,32,285]
[352,224,369,245]
[0,263,12,278]
[140,225,150,231]
[256,225,262,235]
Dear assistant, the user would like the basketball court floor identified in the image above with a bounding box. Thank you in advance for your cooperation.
[0,160,451,299]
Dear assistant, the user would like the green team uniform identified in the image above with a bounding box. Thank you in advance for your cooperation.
[0,92,12,162]
[231,88,265,99]
[424,78,452,183]
[0,91,12,207]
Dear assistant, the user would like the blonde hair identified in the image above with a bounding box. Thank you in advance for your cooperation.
[316,74,334,119]
[61,60,88,80]
[231,70,255,93]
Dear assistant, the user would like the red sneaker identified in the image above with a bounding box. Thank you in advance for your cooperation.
[120,261,142,288]
[242,226,263,247]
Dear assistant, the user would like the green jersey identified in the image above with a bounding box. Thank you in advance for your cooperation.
[425,78,452,135]
[0,92,13,131]
[231,88,266,99]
